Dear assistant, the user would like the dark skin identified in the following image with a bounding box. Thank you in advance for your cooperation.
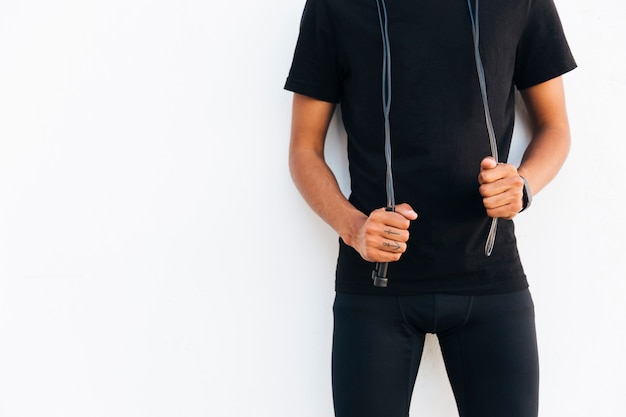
[289,77,571,263]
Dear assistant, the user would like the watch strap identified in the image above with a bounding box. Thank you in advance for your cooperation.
[520,175,532,212]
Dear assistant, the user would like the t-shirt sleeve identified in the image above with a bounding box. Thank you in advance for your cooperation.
[284,0,342,103]
[514,0,577,90]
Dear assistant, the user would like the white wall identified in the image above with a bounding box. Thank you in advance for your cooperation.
[0,1,623,416]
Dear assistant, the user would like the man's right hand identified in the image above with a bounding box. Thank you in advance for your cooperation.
[347,203,418,263]
[289,94,418,264]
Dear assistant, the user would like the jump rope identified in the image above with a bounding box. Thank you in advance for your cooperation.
[371,0,498,288]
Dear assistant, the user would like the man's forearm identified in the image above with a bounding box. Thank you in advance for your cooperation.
[517,119,571,197]
[517,77,572,197]
[289,148,367,247]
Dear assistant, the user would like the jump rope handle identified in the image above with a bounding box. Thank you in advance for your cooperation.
[372,262,389,288]
[371,206,394,288]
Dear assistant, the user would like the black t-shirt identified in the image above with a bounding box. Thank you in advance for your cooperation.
[285,0,576,295]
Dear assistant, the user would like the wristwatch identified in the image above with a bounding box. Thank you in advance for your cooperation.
[520,176,532,212]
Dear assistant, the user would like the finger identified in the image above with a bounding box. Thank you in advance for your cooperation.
[479,174,524,198]
[359,241,404,263]
[380,225,410,243]
[482,187,524,218]
[480,156,498,170]
[394,203,418,220]
[370,208,412,230]
[367,250,403,263]
[479,179,507,198]
[483,195,515,211]
[479,162,518,185]
[484,205,520,220]
[381,239,406,253]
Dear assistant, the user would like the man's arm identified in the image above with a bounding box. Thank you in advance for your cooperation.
[478,76,571,219]
[289,93,417,263]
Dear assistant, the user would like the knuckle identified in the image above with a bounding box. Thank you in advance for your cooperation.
[363,248,377,261]
[369,208,384,219]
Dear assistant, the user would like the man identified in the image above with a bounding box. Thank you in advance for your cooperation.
[285,1,576,416]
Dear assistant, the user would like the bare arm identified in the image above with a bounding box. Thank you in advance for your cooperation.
[478,76,571,219]
[289,93,417,262]
[288,93,363,243]
[517,76,571,194]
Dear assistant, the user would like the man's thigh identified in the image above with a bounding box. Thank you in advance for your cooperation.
[332,293,425,417]
[438,289,539,417]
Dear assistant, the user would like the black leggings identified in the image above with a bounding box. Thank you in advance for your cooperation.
[332,289,539,417]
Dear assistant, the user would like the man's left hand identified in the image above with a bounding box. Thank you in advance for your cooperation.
[478,157,524,220]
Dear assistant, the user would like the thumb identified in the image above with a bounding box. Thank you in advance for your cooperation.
[394,203,418,221]
[480,156,498,170]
